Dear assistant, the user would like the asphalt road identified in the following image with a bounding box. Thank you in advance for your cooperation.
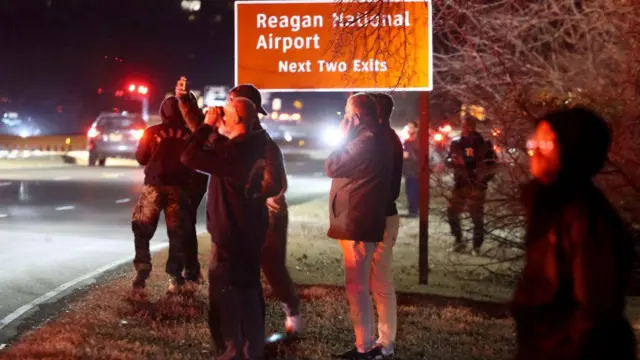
[0,156,330,339]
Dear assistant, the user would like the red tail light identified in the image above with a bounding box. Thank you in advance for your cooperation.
[88,128,100,138]
[433,132,444,142]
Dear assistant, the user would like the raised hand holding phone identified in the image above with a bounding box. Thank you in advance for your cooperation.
[176,76,188,98]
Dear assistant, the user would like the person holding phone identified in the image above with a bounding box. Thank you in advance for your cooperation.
[326,93,394,360]
[131,96,193,294]
[181,97,281,359]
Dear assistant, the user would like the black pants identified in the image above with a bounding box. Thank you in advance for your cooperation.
[131,185,191,279]
[405,176,419,215]
[446,186,486,249]
[184,190,206,281]
[209,243,265,360]
[262,210,300,317]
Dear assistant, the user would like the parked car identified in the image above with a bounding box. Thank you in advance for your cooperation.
[86,112,146,166]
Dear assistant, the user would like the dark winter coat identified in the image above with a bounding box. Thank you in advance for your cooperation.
[325,128,393,243]
[512,109,637,360]
[180,125,282,286]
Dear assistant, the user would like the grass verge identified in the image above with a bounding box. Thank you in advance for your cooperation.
[2,197,640,359]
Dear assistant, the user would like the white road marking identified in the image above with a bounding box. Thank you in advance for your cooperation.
[54,176,71,181]
[0,214,8,218]
[0,182,12,187]
[0,243,169,331]
[115,198,131,204]
[102,172,124,179]
[55,205,76,211]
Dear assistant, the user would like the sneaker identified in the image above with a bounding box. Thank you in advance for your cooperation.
[132,270,149,289]
[334,347,380,359]
[167,277,184,294]
[285,315,302,336]
[373,344,394,358]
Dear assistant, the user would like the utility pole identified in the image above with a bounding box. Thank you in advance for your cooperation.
[418,91,430,285]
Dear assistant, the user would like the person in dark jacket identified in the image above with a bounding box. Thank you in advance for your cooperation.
[512,108,637,360]
[368,92,402,358]
[445,116,497,255]
[402,121,419,216]
[131,96,193,294]
[181,97,281,360]
[326,93,394,360]
[176,82,301,335]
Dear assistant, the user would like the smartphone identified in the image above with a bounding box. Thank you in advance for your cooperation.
[178,76,187,92]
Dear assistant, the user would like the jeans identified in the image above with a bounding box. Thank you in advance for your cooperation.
[208,243,265,360]
[405,177,419,215]
[184,189,206,281]
[339,215,399,353]
[446,186,486,249]
[262,209,300,317]
[131,185,190,279]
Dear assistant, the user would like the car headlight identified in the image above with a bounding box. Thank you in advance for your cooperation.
[284,132,293,142]
[322,127,345,147]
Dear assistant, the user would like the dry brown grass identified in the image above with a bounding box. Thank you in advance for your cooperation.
[2,197,640,359]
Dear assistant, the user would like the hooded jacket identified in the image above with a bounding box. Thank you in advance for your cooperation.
[512,108,636,360]
[136,97,194,187]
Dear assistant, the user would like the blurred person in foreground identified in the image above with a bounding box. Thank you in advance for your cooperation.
[181,96,281,360]
[325,93,394,360]
[512,108,636,360]
[445,116,497,255]
[368,92,403,358]
[402,121,419,217]
[131,96,192,294]
[176,81,301,336]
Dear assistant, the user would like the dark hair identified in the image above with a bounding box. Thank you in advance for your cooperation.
[371,93,394,126]
[408,121,418,128]
[541,107,611,179]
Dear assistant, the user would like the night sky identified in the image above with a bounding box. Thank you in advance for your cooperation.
[0,0,349,134]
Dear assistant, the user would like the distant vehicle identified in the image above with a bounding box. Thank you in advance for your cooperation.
[87,112,146,166]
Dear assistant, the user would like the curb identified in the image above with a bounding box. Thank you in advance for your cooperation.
[0,243,169,332]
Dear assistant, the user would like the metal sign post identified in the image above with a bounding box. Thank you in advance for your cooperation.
[418,91,430,285]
